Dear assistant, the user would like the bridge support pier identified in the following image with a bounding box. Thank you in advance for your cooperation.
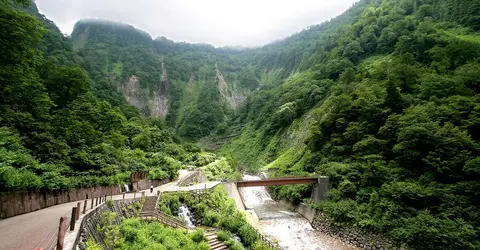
[311,177,330,202]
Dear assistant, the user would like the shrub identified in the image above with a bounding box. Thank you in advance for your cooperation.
[238,224,258,247]
[313,199,359,224]
[252,240,274,250]
[216,230,230,242]
[191,229,206,243]
[196,241,210,250]
[390,212,478,250]
[85,239,102,250]
[204,211,219,227]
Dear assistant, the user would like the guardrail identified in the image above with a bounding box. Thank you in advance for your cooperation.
[35,194,113,250]
[253,227,281,250]
[139,211,188,229]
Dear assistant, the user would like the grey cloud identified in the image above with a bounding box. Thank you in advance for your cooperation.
[35,0,358,47]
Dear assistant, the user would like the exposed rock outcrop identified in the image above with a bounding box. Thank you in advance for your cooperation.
[149,62,169,117]
[123,74,143,109]
[215,63,245,109]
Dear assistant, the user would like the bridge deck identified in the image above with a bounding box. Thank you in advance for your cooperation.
[236,177,318,187]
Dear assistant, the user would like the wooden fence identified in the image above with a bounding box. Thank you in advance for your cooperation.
[73,198,143,250]
[34,195,111,250]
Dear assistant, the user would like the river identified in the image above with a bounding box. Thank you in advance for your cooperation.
[239,175,356,250]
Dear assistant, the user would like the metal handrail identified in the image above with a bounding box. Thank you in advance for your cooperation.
[139,211,188,229]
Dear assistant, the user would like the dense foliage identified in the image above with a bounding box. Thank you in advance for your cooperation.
[158,186,274,250]
[202,157,241,181]
[114,219,209,250]
[219,0,480,249]
[70,20,254,139]
[0,1,199,191]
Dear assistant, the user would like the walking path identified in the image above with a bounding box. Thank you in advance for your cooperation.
[0,170,218,250]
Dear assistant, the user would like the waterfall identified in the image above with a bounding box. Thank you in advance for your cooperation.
[178,204,196,228]
[124,184,130,192]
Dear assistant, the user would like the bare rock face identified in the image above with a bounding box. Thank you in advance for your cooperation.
[123,75,143,109]
[215,63,245,109]
[149,62,169,117]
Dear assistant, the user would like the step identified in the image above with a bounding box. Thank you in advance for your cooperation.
[209,241,224,248]
[205,235,217,240]
[211,245,228,250]
[208,238,218,244]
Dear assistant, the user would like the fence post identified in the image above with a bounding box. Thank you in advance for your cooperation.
[76,202,81,220]
[91,197,94,209]
[123,193,125,200]
[70,207,77,231]
[104,194,107,202]
[134,192,136,198]
[83,200,87,214]
[57,216,67,250]
[95,197,98,206]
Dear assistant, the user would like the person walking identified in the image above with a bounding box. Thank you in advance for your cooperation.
[150,184,154,193]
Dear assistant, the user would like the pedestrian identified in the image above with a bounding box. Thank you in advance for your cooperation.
[150,184,153,193]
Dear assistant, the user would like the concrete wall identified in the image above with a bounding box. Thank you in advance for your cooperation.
[0,178,170,219]
[0,185,121,219]
[279,200,316,223]
[178,171,206,186]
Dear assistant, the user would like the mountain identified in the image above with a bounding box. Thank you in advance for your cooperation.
[71,19,253,139]
[220,0,480,249]
[1,0,479,249]
[0,1,198,193]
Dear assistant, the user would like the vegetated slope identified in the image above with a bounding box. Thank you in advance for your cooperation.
[219,0,480,249]
[71,20,254,139]
[0,1,202,192]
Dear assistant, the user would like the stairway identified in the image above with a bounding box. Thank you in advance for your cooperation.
[141,195,158,212]
[205,229,228,250]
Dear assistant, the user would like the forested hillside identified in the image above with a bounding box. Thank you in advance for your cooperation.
[220,0,480,249]
[0,1,203,191]
[70,20,257,139]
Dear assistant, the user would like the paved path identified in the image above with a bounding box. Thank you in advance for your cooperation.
[0,170,218,250]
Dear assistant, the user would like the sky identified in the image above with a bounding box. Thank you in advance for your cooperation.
[35,0,358,47]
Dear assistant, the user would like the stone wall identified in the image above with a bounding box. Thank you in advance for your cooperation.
[133,178,170,191]
[177,171,206,186]
[312,212,396,250]
[0,185,121,219]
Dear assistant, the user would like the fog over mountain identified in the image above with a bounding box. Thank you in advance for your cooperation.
[35,0,358,47]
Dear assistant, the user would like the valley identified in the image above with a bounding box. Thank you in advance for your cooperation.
[0,0,479,249]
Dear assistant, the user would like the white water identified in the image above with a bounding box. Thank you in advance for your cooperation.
[178,204,196,228]
[239,175,354,250]
[124,184,130,192]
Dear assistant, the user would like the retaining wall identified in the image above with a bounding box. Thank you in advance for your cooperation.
[0,186,121,219]
[178,170,206,186]
[312,212,396,250]
[279,200,316,223]
[0,179,169,219]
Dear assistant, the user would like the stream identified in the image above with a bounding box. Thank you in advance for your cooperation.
[239,175,355,250]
